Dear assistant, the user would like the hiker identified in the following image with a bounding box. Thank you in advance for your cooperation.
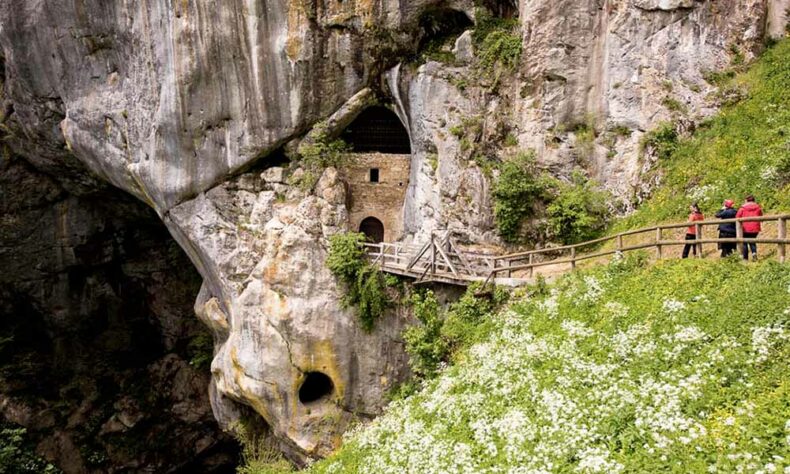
[715,199,738,257]
[736,195,763,261]
[682,202,705,258]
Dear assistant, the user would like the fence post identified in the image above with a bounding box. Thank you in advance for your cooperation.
[616,234,623,252]
[528,253,534,278]
[736,220,744,258]
[655,227,663,259]
[779,217,787,264]
[571,247,577,270]
[695,223,703,258]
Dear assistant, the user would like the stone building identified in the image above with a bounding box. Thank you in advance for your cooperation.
[340,106,411,243]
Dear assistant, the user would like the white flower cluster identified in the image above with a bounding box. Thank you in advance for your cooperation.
[662,298,686,315]
[750,324,788,363]
[320,274,789,474]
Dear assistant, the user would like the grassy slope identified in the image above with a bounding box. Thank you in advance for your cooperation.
[613,39,790,231]
[311,257,790,473]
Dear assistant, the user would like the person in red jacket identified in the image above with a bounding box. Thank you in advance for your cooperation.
[736,195,763,261]
[682,202,705,258]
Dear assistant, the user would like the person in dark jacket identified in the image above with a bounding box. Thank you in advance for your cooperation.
[715,199,737,257]
[682,203,705,258]
[736,195,763,261]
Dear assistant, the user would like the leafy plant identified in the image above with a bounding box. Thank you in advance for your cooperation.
[492,151,553,243]
[0,426,60,474]
[327,233,393,331]
[545,170,611,244]
[233,421,293,474]
[187,332,213,370]
[472,9,522,84]
[403,290,447,379]
[639,121,678,161]
[293,122,351,191]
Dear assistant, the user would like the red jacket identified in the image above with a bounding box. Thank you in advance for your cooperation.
[736,202,763,233]
[686,212,704,235]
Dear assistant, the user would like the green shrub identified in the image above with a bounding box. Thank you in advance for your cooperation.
[0,426,59,474]
[187,332,213,370]
[472,9,522,83]
[545,170,611,244]
[403,290,447,379]
[234,421,293,474]
[440,283,508,353]
[293,122,351,191]
[639,121,678,161]
[327,233,392,331]
[492,152,553,242]
[661,96,687,114]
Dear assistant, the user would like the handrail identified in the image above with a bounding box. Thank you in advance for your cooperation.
[483,213,790,286]
[361,214,789,288]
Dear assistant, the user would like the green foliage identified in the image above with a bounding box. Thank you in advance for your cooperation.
[187,332,213,370]
[308,258,790,473]
[702,68,736,86]
[293,121,351,191]
[472,9,522,84]
[327,233,393,331]
[403,290,446,379]
[615,37,790,230]
[639,121,678,161]
[573,123,596,159]
[492,152,552,242]
[546,170,611,244]
[234,422,293,474]
[440,283,508,353]
[0,426,59,474]
[661,96,687,114]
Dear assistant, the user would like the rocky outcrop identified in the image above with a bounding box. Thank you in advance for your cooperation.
[1,0,788,467]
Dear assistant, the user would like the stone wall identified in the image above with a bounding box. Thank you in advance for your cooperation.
[343,153,411,242]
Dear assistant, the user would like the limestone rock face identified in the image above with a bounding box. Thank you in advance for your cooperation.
[168,167,411,460]
[1,0,788,467]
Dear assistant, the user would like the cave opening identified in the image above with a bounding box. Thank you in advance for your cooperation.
[340,106,411,154]
[0,156,240,473]
[416,8,474,55]
[298,372,334,404]
[479,0,519,19]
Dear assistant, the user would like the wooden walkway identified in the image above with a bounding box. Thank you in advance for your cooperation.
[364,214,790,287]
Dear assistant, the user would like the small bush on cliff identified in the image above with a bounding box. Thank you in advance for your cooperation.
[327,233,392,331]
[404,284,509,380]
[0,425,59,474]
[545,170,611,244]
[492,152,553,243]
[234,421,292,474]
[293,121,351,191]
[472,9,522,85]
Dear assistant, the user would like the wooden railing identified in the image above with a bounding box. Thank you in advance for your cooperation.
[483,213,790,286]
[363,214,789,288]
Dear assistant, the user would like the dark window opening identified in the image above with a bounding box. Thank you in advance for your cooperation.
[359,217,385,244]
[299,372,334,404]
[417,8,474,51]
[341,106,411,154]
[369,168,380,183]
[479,0,519,19]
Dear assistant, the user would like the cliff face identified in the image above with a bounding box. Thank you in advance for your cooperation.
[1,0,787,466]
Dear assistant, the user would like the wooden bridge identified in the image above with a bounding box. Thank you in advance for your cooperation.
[364,214,790,287]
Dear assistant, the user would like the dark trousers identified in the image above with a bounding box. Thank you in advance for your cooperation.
[720,231,736,257]
[682,234,697,258]
[742,232,759,259]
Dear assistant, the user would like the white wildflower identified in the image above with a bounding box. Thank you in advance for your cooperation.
[662,298,686,315]
[581,276,604,303]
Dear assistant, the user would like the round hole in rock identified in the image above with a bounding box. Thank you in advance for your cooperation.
[299,372,334,404]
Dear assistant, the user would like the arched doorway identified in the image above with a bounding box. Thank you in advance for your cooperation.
[359,217,385,243]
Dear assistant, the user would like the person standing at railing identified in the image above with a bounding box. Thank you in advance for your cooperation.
[736,195,763,261]
[682,203,705,258]
[716,199,738,257]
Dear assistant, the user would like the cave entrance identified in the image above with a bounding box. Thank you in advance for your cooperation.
[359,217,385,244]
[418,8,474,50]
[340,106,411,154]
[298,372,334,404]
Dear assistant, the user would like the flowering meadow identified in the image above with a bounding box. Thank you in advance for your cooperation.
[310,256,790,473]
